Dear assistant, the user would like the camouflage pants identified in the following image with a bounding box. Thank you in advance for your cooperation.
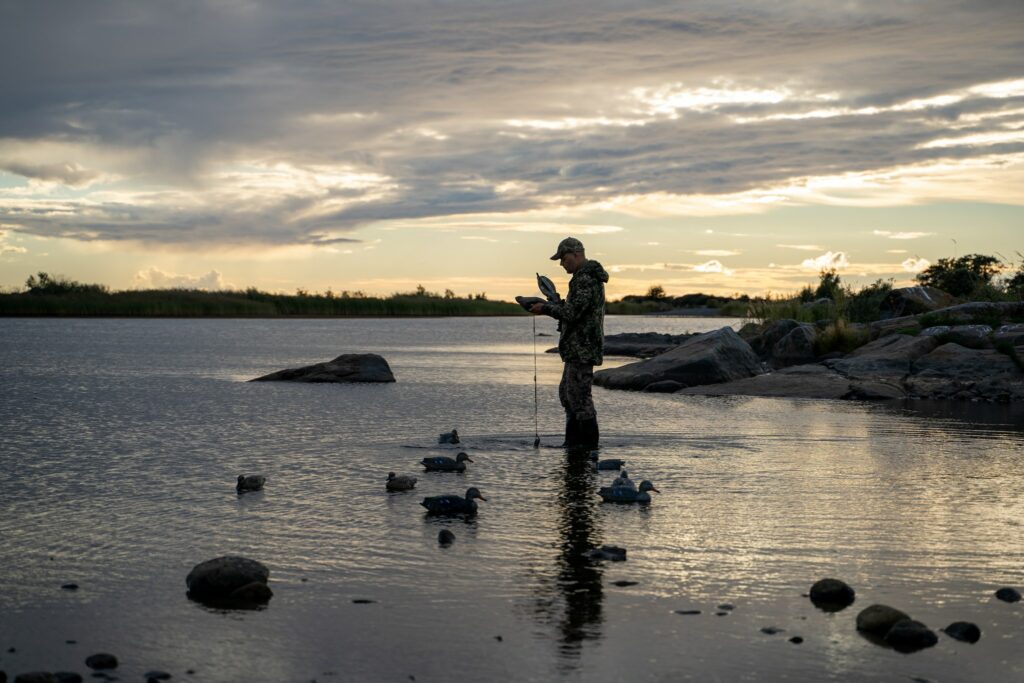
[559,362,596,421]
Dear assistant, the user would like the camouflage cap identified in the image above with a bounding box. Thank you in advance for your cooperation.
[550,236,585,260]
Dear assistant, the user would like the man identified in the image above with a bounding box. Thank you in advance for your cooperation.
[530,237,609,450]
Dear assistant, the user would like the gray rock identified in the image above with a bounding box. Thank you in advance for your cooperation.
[856,604,911,636]
[594,327,762,391]
[642,380,683,393]
[884,619,938,652]
[84,654,117,670]
[994,323,1024,346]
[870,314,923,339]
[912,343,1019,380]
[942,621,981,643]
[921,324,993,349]
[748,319,802,360]
[995,587,1022,602]
[809,578,855,611]
[677,364,852,399]
[602,332,695,358]
[250,353,395,383]
[830,334,939,377]
[770,324,817,369]
[881,286,956,318]
[185,556,272,604]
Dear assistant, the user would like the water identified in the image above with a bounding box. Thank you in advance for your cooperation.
[0,316,1022,682]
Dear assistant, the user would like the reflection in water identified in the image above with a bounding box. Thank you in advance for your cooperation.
[533,452,605,669]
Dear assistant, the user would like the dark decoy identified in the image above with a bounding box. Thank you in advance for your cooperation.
[386,472,417,491]
[587,545,627,561]
[438,428,460,444]
[596,459,626,471]
[236,474,266,493]
[421,487,486,515]
[599,480,659,503]
[438,529,456,545]
[421,452,473,472]
[610,470,635,490]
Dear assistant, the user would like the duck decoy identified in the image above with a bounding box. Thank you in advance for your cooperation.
[610,470,635,490]
[236,474,266,493]
[385,472,417,491]
[421,452,473,472]
[587,545,627,561]
[599,480,659,504]
[596,459,626,471]
[421,487,486,515]
[438,428,460,444]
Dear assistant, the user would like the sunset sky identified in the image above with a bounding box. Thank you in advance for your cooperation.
[1,0,1022,300]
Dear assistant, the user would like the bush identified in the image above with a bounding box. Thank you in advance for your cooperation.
[846,279,893,323]
[815,319,869,355]
[915,254,1002,297]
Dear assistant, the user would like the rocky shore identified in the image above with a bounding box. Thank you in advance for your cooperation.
[597,300,1024,403]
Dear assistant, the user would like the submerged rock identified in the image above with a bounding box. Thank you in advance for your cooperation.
[809,578,856,611]
[84,654,117,670]
[884,619,938,652]
[856,604,911,637]
[942,621,981,643]
[250,353,395,383]
[995,587,1022,602]
[186,556,272,606]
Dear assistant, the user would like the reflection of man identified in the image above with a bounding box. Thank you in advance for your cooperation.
[530,237,608,450]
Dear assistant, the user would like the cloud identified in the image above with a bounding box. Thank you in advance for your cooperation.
[133,268,231,290]
[901,257,931,273]
[0,1,1022,247]
[873,230,934,240]
[693,259,733,275]
[801,251,850,270]
[694,249,740,256]
[777,244,821,251]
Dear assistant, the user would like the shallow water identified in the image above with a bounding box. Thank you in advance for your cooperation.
[0,316,1022,682]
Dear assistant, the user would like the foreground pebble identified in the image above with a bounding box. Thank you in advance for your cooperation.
[884,619,938,652]
[995,587,1021,603]
[186,556,272,605]
[809,578,855,611]
[942,621,981,643]
[856,604,910,637]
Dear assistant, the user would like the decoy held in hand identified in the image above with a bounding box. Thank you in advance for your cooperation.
[596,459,626,471]
[421,452,473,472]
[236,474,266,493]
[386,472,418,491]
[438,428,460,444]
[599,480,659,503]
[421,487,486,515]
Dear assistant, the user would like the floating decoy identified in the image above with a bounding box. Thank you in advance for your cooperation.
[438,529,456,545]
[587,545,627,561]
[386,472,417,491]
[421,487,486,515]
[596,459,626,471]
[438,428,460,445]
[599,480,659,504]
[610,470,635,490]
[421,452,473,472]
[236,474,266,493]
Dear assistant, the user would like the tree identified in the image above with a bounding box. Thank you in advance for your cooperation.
[915,254,1002,297]
[645,284,667,300]
[814,269,843,301]
[25,271,108,295]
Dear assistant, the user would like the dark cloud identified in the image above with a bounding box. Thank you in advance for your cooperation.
[1,0,1022,245]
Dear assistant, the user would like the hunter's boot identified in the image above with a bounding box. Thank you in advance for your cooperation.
[561,416,581,449]
[577,417,600,451]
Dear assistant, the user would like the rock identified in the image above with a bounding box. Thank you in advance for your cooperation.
[942,621,981,643]
[642,380,683,393]
[994,323,1024,346]
[143,672,171,681]
[748,319,802,361]
[760,626,785,634]
[856,604,911,636]
[185,556,272,605]
[912,343,1019,380]
[928,301,1024,325]
[352,598,376,604]
[674,609,701,615]
[612,580,639,587]
[995,587,1022,602]
[594,327,762,391]
[809,578,855,611]
[770,324,817,369]
[789,636,804,644]
[677,363,852,400]
[84,654,117,670]
[920,324,993,349]
[602,332,695,358]
[250,354,395,383]
[880,286,956,318]
[13,674,58,683]
[717,603,734,611]
[883,619,938,652]
[737,322,761,340]
[60,583,78,590]
[829,334,939,378]
[870,315,923,339]
[53,674,82,683]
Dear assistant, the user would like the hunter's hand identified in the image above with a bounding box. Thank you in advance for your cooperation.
[529,303,545,315]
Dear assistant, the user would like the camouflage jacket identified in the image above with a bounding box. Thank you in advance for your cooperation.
[542,259,609,365]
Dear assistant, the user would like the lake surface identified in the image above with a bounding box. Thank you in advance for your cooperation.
[1,316,1022,682]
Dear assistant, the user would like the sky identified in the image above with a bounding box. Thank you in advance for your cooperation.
[1,0,1022,301]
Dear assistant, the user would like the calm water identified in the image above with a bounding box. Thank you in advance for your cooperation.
[1,317,1022,683]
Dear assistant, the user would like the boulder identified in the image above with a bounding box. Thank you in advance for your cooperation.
[186,556,272,605]
[994,323,1024,346]
[748,319,802,360]
[809,578,855,611]
[677,364,853,400]
[829,334,939,378]
[912,343,1019,380]
[856,604,911,637]
[594,327,762,391]
[643,380,684,393]
[920,324,993,349]
[770,324,817,369]
[601,332,695,358]
[83,655,117,671]
[942,621,981,643]
[995,587,1022,602]
[250,353,395,383]
[880,286,956,318]
[869,314,922,339]
[883,619,938,652]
